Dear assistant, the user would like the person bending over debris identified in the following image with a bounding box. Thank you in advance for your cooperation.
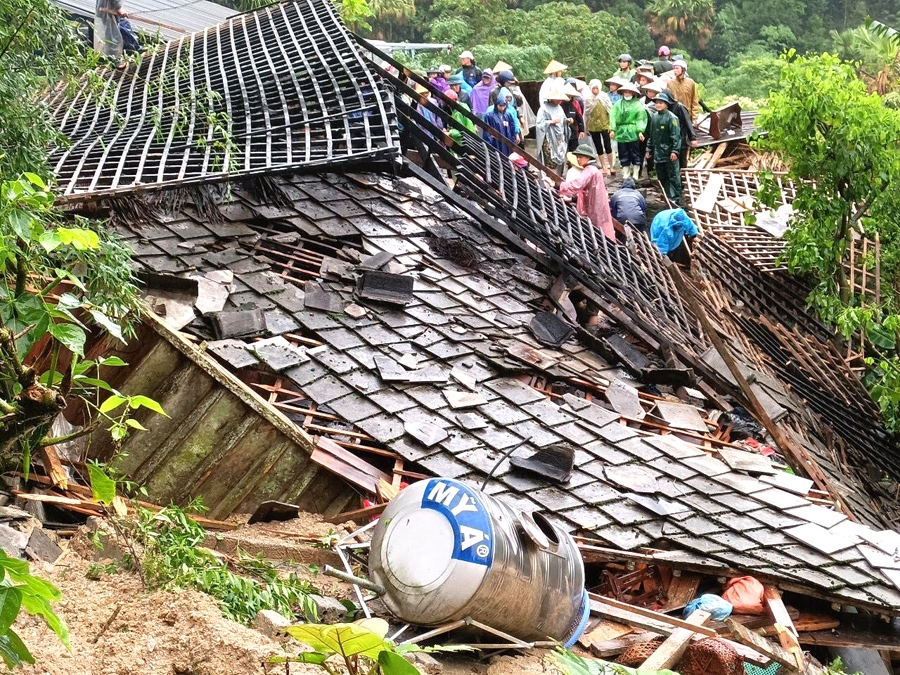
[609,178,647,231]
[646,91,682,205]
[558,143,616,241]
[650,208,698,266]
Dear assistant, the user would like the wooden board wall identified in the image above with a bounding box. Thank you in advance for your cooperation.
[85,321,357,519]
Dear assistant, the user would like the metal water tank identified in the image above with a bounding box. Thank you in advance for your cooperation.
[369,478,589,646]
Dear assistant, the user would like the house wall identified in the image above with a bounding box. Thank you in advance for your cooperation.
[85,320,357,520]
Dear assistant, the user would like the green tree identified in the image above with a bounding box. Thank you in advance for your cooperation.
[832,24,900,94]
[0,1,96,177]
[646,0,715,50]
[756,51,900,428]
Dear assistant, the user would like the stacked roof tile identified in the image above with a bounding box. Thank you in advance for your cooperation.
[99,169,900,615]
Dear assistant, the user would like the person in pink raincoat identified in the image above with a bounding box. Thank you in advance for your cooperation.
[558,142,616,241]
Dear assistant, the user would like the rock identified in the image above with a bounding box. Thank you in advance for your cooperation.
[25,527,63,563]
[309,594,347,624]
[0,524,28,558]
[404,651,443,675]
[252,609,291,637]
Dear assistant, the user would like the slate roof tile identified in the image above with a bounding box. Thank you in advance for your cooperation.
[596,422,639,443]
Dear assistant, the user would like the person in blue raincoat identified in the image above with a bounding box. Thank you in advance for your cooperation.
[650,208,698,266]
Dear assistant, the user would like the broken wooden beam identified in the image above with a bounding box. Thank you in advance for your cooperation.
[640,609,712,670]
[588,594,717,638]
[325,502,387,525]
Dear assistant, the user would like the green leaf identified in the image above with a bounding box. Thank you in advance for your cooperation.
[99,394,126,414]
[379,650,421,675]
[284,623,390,660]
[0,630,34,668]
[19,593,68,649]
[87,463,117,505]
[56,227,100,251]
[99,356,127,367]
[88,308,124,341]
[125,418,148,431]
[129,395,168,417]
[48,322,86,356]
[0,588,22,635]
[22,173,47,190]
[72,376,114,392]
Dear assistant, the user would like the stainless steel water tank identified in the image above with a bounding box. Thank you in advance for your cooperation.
[369,478,589,646]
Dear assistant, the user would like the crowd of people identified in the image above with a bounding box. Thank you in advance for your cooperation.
[408,48,703,263]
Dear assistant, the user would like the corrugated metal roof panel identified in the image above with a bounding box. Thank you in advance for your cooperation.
[54,0,236,40]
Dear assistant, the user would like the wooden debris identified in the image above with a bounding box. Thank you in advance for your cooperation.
[39,446,68,490]
[662,572,701,612]
[325,502,388,525]
[726,618,824,674]
[640,609,711,670]
[588,594,717,638]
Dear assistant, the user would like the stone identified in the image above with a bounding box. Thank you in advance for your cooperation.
[309,594,348,624]
[25,528,62,563]
[0,524,28,558]
[252,609,292,637]
[404,652,443,675]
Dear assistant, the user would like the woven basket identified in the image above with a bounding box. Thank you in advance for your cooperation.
[679,638,744,675]
[615,637,665,666]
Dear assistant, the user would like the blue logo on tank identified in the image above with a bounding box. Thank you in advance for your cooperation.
[421,479,494,566]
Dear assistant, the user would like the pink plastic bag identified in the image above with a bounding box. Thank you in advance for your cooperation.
[722,576,766,615]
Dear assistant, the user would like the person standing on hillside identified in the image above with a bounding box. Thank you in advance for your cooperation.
[482,95,518,156]
[447,74,471,106]
[456,51,482,88]
[667,59,700,120]
[539,59,567,104]
[470,69,494,118]
[654,46,674,76]
[609,82,647,180]
[558,143,616,241]
[611,54,636,83]
[645,91,682,205]
[584,79,614,176]
[536,84,570,174]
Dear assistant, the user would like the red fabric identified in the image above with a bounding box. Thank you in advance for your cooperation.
[722,576,766,615]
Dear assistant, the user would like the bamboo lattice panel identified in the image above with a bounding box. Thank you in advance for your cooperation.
[48,0,399,200]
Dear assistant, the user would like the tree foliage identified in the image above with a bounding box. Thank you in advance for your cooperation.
[0,1,96,177]
[646,0,715,50]
[756,52,900,428]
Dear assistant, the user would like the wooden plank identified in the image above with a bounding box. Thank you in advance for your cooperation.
[795,629,900,652]
[764,586,797,636]
[640,610,711,670]
[662,572,701,612]
[589,594,718,638]
[725,618,825,674]
[325,502,387,525]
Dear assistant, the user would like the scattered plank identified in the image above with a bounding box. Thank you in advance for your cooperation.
[38,446,69,490]
[764,586,805,670]
[577,620,634,650]
[726,618,824,674]
[640,610,712,670]
[325,502,388,525]
[588,594,717,638]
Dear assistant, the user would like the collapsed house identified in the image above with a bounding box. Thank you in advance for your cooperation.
[30,0,900,672]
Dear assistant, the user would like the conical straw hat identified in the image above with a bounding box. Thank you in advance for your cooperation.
[493,60,513,73]
[543,59,568,75]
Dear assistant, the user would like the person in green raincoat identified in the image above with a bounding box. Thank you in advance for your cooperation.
[443,89,476,150]
[645,91,682,205]
[609,82,647,180]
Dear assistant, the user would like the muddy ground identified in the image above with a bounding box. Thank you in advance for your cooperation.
[13,513,560,675]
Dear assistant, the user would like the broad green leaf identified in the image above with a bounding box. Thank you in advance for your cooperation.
[125,418,148,431]
[56,228,100,251]
[285,623,390,659]
[87,464,117,504]
[19,593,69,649]
[99,394,126,414]
[0,588,22,635]
[99,356,127,367]
[55,293,82,311]
[72,376,114,392]
[0,631,34,668]
[88,308,124,341]
[129,395,168,417]
[379,651,421,675]
[48,322,86,356]
[22,173,47,190]
[38,231,61,253]
[355,617,389,638]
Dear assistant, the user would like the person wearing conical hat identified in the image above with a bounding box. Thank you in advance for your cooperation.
[536,83,570,175]
[539,58,568,105]
[557,143,615,241]
[609,81,647,181]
